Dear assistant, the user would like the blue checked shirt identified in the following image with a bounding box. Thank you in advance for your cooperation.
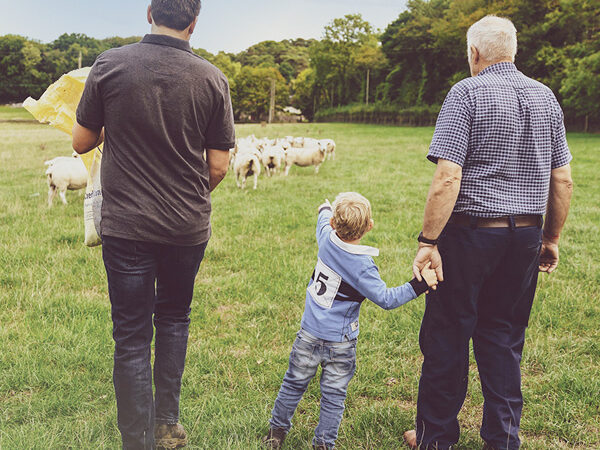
[428,62,572,217]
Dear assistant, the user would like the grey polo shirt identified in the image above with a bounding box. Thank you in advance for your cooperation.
[76,34,235,246]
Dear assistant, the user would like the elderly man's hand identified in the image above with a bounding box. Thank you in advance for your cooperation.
[413,243,444,282]
[539,239,559,273]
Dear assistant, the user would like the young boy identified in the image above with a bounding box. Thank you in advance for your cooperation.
[263,192,438,449]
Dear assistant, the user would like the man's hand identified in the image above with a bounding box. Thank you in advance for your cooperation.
[413,243,443,282]
[539,238,559,273]
[420,262,438,290]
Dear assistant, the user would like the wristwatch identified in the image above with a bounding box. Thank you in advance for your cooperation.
[418,232,438,245]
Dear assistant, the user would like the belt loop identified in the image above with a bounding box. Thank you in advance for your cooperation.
[538,215,544,229]
[508,215,516,231]
[469,216,478,229]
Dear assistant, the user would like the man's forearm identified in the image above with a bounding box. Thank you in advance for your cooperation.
[206,149,230,192]
[209,170,227,192]
[544,164,573,242]
[422,159,462,239]
[72,123,104,154]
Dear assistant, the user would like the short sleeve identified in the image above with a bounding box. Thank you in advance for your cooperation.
[204,77,235,150]
[427,89,472,166]
[549,95,572,169]
[76,59,104,131]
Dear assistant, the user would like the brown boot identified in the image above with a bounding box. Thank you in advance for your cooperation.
[155,423,188,449]
[403,430,417,449]
[482,443,498,450]
[262,427,287,449]
[312,444,329,450]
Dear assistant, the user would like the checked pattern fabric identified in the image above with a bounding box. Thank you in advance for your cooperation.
[427,62,572,218]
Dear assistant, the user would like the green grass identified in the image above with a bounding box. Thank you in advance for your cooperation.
[0,105,35,121]
[1,109,599,449]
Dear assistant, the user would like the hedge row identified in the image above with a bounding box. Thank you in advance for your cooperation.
[314,104,600,132]
[314,104,441,126]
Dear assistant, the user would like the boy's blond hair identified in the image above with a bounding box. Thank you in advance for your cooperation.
[331,192,372,241]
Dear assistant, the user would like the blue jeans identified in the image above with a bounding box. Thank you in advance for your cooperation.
[102,235,207,450]
[416,223,542,450]
[270,329,356,449]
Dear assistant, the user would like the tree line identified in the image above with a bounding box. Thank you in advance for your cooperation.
[1,0,598,129]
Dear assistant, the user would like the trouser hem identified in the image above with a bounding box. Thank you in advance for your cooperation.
[155,418,179,425]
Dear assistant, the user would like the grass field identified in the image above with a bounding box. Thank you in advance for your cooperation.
[0,110,599,449]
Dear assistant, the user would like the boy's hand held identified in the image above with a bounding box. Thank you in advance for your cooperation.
[421,262,439,290]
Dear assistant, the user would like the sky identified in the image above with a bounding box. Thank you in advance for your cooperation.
[0,0,407,54]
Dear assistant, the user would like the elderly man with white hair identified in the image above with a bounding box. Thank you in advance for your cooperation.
[403,15,573,449]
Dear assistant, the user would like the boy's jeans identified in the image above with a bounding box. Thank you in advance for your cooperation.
[270,329,357,449]
[102,235,207,450]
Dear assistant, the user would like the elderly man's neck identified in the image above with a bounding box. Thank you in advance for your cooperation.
[151,23,192,41]
[473,59,513,76]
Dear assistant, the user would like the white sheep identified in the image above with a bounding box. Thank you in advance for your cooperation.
[284,142,327,176]
[44,155,88,206]
[291,137,304,148]
[277,137,291,151]
[261,144,286,177]
[233,148,261,189]
[44,154,79,167]
[319,139,336,160]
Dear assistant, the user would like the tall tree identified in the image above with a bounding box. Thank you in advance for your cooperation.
[232,66,288,121]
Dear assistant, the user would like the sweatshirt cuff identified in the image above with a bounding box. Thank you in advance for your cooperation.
[318,205,332,214]
[409,278,430,297]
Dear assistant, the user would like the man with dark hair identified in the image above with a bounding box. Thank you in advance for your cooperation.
[72,1,234,448]
[150,0,202,30]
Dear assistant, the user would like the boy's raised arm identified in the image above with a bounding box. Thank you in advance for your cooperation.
[358,265,431,310]
[316,199,333,242]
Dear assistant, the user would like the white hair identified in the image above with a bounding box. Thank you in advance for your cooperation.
[467,15,517,63]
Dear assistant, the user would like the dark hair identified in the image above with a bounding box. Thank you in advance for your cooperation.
[150,0,201,31]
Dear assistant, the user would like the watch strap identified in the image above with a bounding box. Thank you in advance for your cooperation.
[418,231,438,245]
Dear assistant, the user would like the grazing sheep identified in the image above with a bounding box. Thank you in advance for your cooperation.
[233,150,261,189]
[284,142,327,176]
[45,156,88,206]
[319,139,336,160]
[261,144,286,177]
[277,137,291,151]
[291,137,305,148]
[228,148,236,171]
[44,154,80,167]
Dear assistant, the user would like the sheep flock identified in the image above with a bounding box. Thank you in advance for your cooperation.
[230,135,336,190]
[42,135,337,207]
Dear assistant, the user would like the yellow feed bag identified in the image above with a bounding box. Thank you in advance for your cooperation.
[24,68,103,246]
[23,67,99,172]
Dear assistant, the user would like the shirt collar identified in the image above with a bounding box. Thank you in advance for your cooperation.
[478,61,518,76]
[330,230,379,257]
[141,34,193,53]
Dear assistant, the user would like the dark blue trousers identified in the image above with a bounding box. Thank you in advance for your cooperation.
[415,222,542,450]
[102,235,207,450]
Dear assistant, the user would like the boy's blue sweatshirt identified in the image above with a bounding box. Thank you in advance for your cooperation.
[300,206,428,342]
